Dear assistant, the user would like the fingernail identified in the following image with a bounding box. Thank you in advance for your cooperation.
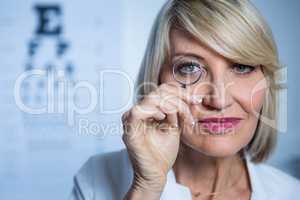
[191,120,196,127]
[172,123,179,128]
[191,95,203,104]
[158,112,166,120]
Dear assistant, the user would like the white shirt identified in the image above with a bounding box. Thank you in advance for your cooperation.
[69,149,300,200]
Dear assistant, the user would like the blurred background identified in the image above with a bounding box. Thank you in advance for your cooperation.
[0,0,299,199]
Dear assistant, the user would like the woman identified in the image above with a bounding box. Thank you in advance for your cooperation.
[70,0,300,199]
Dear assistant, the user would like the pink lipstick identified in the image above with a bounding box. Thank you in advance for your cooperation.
[198,117,242,135]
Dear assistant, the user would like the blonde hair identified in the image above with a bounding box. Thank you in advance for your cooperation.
[134,0,285,163]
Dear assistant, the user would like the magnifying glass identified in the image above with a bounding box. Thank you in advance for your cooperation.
[172,60,206,88]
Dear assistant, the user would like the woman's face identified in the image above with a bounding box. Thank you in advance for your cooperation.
[159,29,267,157]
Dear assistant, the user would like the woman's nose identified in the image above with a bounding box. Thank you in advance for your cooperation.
[199,80,234,111]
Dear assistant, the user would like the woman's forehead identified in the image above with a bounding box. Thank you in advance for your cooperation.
[170,29,227,63]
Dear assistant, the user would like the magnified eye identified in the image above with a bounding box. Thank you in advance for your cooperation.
[176,62,203,75]
[232,63,256,75]
[172,57,207,86]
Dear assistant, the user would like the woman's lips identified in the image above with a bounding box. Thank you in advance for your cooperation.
[198,117,242,134]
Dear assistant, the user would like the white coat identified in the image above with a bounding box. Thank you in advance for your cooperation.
[70,149,300,200]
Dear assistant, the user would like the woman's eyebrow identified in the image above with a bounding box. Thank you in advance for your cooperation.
[172,52,205,61]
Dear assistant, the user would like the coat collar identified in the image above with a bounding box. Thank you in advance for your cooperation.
[244,153,269,200]
[122,149,269,199]
[161,152,269,200]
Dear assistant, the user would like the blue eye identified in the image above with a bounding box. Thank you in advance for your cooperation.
[177,62,203,75]
[232,63,256,75]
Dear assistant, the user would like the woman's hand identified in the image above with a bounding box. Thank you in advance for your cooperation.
[122,83,200,199]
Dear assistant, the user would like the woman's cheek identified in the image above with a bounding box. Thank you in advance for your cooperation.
[232,79,267,115]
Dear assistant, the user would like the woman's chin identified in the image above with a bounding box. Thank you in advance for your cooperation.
[180,136,243,158]
[179,123,249,157]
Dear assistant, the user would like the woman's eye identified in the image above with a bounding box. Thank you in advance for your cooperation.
[177,62,203,75]
[232,63,256,75]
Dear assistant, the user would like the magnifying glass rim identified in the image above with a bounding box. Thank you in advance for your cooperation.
[172,65,204,86]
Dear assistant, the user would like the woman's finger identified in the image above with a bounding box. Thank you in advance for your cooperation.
[129,104,166,123]
[159,82,204,105]
[158,90,195,126]
[141,89,195,127]
[133,92,181,131]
